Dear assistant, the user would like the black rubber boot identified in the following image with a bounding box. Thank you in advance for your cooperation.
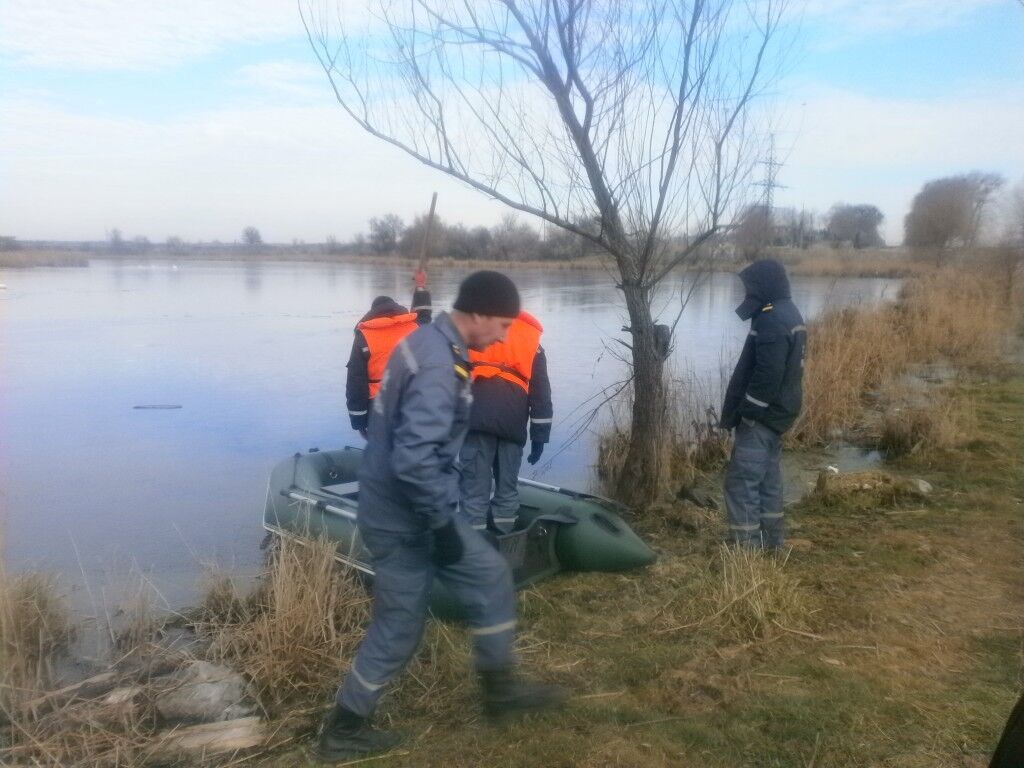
[315,704,402,763]
[479,669,567,720]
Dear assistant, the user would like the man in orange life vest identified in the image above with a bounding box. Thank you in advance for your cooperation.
[459,309,552,533]
[346,296,420,437]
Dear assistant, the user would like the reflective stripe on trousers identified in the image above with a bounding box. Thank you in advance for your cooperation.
[336,517,517,716]
[723,419,785,549]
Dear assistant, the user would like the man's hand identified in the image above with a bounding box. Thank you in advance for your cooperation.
[359,428,368,440]
[431,520,464,567]
[526,441,544,465]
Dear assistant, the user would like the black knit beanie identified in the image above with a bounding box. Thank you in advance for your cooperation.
[453,271,520,318]
[370,295,394,309]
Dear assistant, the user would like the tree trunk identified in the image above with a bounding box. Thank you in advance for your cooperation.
[613,283,667,508]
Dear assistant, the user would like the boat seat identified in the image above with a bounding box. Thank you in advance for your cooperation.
[322,481,360,500]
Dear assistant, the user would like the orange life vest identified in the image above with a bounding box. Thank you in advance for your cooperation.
[468,311,543,393]
[358,312,419,398]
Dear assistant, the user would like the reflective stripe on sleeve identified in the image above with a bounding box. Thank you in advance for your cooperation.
[349,409,368,416]
[530,417,553,424]
[744,393,769,408]
[397,338,419,374]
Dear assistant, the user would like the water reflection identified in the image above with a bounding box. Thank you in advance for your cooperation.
[0,260,897,609]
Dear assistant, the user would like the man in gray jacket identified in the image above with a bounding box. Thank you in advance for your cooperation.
[316,271,565,763]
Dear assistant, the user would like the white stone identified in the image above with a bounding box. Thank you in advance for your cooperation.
[154,661,256,723]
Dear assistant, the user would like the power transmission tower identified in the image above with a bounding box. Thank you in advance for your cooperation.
[754,134,787,217]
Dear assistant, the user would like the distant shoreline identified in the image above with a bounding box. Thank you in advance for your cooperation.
[0,246,930,279]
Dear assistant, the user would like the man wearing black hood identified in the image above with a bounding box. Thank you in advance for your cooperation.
[720,259,806,550]
[346,296,420,437]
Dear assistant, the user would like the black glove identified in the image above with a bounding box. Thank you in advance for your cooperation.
[526,441,544,465]
[431,520,464,567]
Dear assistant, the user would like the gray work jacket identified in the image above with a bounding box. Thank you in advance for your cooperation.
[357,312,473,533]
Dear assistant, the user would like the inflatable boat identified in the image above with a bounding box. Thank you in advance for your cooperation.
[263,447,656,618]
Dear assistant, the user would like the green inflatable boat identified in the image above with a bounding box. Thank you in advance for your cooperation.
[263,447,656,618]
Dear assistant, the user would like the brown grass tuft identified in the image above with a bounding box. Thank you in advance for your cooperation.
[690,545,815,643]
[195,534,370,716]
[0,567,76,714]
[876,395,978,457]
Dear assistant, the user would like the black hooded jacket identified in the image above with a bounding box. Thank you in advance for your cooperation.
[346,297,411,431]
[720,260,806,434]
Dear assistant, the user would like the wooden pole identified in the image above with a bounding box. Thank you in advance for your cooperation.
[417,192,438,273]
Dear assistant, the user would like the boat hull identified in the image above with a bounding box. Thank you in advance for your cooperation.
[263,448,656,618]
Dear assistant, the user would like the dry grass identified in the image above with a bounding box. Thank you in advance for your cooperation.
[597,371,731,500]
[0,566,75,715]
[0,250,89,268]
[793,266,1014,445]
[775,245,927,278]
[666,545,817,643]
[875,394,978,457]
[0,556,159,768]
[195,534,371,716]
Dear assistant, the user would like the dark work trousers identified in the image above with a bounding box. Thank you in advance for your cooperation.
[723,418,785,549]
[458,430,524,533]
[336,516,517,717]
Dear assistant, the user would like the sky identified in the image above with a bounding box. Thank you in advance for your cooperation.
[0,0,1022,245]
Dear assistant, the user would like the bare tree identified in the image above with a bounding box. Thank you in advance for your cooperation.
[904,173,1004,263]
[242,226,264,247]
[733,204,772,259]
[826,203,884,249]
[107,228,124,253]
[303,0,788,505]
[368,213,405,254]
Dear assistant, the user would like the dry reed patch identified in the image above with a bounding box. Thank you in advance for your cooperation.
[793,268,1011,445]
[196,535,370,716]
[597,373,729,500]
[0,569,75,714]
[876,394,978,457]
[4,700,159,768]
[897,271,1008,370]
[777,245,926,279]
[680,546,817,644]
[791,304,904,444]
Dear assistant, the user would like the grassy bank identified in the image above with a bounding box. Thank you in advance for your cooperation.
[0,251,89,268]
[276,373,1021,767]
[261,376,1017,767]
[598,264,1018,498]
[4,373,1021,766]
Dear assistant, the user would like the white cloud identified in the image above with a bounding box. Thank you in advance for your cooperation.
[775,83,1024,242]
[802,0,1003,46]
[0,95,505,241]
[0,0,301,70]
[232,60,328,100]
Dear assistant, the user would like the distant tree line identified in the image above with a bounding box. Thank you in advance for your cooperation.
[15,172,1024,267]
[728,170,1023,264]
[363,212,598,262]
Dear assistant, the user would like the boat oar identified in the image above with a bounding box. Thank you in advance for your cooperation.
[411,192,437,324]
